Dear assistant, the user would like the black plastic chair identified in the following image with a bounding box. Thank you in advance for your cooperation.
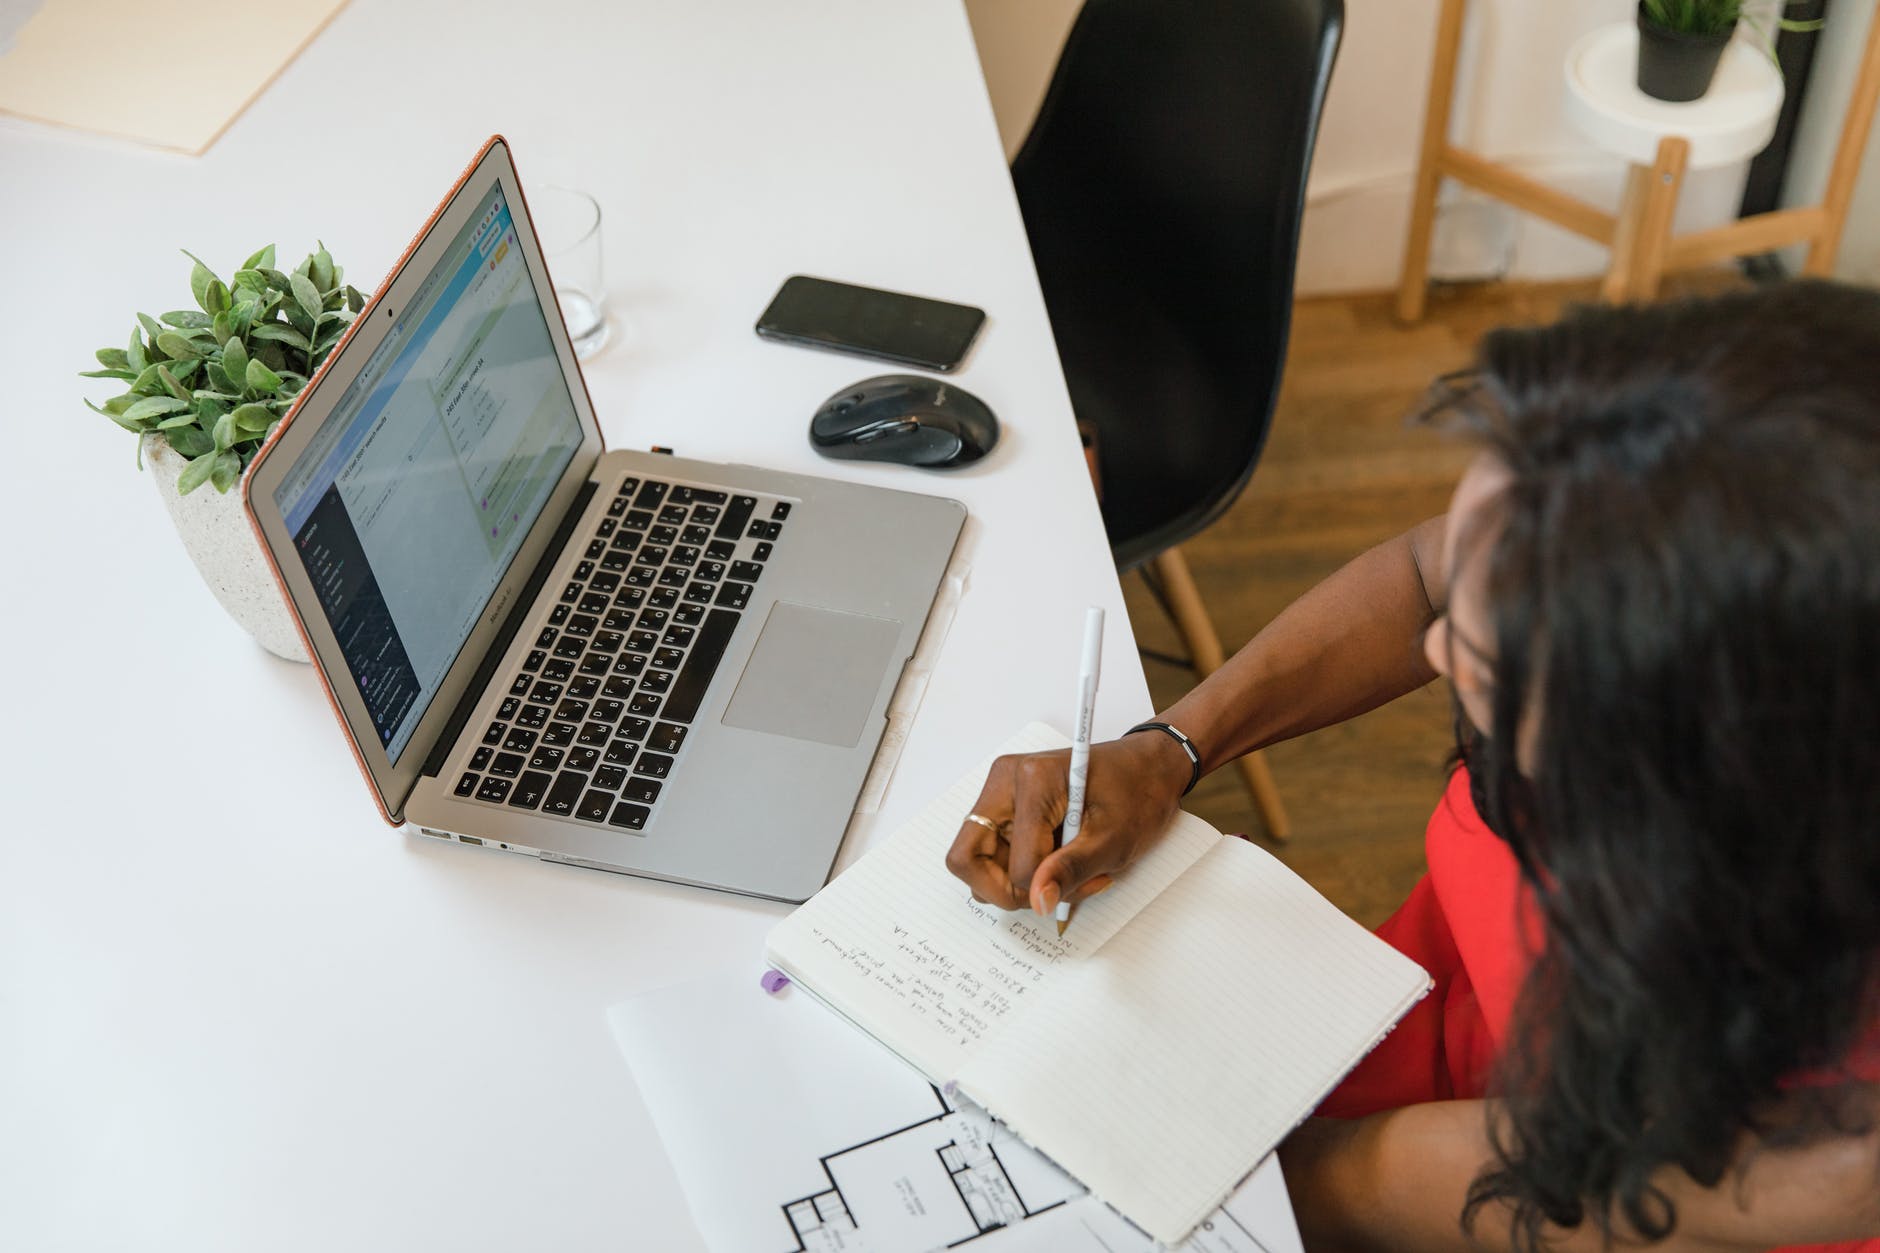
[1011,0,1343,838]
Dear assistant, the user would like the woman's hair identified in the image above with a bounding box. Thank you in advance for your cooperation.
[1428,280,1880,1249]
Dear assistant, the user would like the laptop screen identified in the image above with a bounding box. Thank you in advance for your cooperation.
[273,184,583,763]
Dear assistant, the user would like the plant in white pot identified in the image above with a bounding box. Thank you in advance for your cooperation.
[1636,0,1821,102]
[82,244,364,662]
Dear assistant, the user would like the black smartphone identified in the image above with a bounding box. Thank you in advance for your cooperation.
[755,275,986,373]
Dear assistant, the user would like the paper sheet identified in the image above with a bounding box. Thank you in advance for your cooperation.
[0,0,350,154]
[608,968,1303,1253]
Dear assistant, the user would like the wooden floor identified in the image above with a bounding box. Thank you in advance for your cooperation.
[1125,273,1745,927]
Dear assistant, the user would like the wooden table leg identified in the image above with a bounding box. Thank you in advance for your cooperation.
[1626,135,1689,301]
[1602,163,1649,303]
[1396,0,1469,325]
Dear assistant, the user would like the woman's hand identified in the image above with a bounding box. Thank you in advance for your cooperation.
[944,731,1194,917]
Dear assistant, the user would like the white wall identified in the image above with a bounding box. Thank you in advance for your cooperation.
[965,0,1773,294]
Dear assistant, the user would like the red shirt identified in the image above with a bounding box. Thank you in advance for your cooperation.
[1318,768,1878,1253]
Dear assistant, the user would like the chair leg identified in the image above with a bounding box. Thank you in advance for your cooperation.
[1626,136,1688,301]
[1148,547,1292,841]
[1601,164,1650,303]
[1396,0,1470,326]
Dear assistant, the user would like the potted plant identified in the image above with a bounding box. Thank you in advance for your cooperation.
[1636,0,1819,102]
[82,244,364,661]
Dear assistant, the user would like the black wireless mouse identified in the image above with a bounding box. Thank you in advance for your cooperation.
[809,374,999,469]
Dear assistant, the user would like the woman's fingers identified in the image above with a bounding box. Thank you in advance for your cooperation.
[944,757,1023,909]
[1006,751,1069,909]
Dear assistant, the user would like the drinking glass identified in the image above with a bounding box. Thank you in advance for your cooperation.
[531,184,609,357]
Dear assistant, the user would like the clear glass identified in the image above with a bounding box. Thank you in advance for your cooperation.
[530,184,609,358]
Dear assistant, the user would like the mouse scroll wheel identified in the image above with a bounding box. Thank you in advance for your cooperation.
[856,419,921,443]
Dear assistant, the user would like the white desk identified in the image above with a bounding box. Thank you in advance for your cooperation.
[0,3,1263,1248]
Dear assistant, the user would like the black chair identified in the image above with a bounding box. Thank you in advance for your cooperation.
[1011,0,1343,839]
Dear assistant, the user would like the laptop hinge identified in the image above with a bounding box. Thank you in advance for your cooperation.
[420,478,600,779]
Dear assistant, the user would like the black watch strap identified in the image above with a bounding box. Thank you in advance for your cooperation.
[1124,720,1203,796]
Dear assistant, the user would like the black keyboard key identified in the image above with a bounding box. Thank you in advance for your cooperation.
[684,581,715,603]
[621,717,652,741]
[597,516,617,538]
[501,727,536,753]
[567,676,598,699]
[771,501,792,520]
[497,697,520,720]
[542,721,577,747]
[625,509,654,529]
[544,770,586,816]
[530,681,564,704]
[650,722,688,754]
[693,488,727,505]
[748,519,767,539]
[648,587,679,609]
[763,521,783,540]
[608,802,649,831]
[663,624,696,647]
[559,582,582,604]
[578,652,611,676]
[640,669,673,694]
[627,630,659,652]
[604,739,637,767]
[517,703,550,728]
[575,560,594,580]
[604,675,636,699]
[579,592,609,615]
[670,485,696,505]
[610,529,642,552]
[681,524,710,545]
[730,561,763,583]
[753,541,773,562]
[584,538,606,560]
[635,546,668,567]
[695,561,726,583]
[613,652,646,677]
[508,674,532,698]
[637,608,669,631]
[633,480,668,510]
[623,777,663,805]
[553,637,585,660]
[652,647,685,670]
[568,746,602,773]
[658,503,687,525]
[706,539,735,561]
[475,776,512,804]
[566,614,597,638]
[491,751,525,778]
[634,752,674,779]
[536,626,559,648]
[549,603,570,626]
[665,608,739,723]
[593,698,626,722]
[455,772,478,797]
[715,581,752,610]
[607,495,628,517]
[658,567,690,589]
[600,550,632,572]
[616,585,647,608]
[524,649,548,673]
[470,746,493,770]
[628,692,663,717]
[592,630,624,653]
[482,722,506,747]
[650,524,679,545]
[577,722,611,747]
[590,571,619,594]
[594,765,629,791]
[672,545,700,566]
[674,603,704,626]
[616,476,640,497]
[603,608,635,632]
[555,698,591,723]
[544,658,574,681]
[693,504,722,526]
[510,771,553,810]
[529,746,565,772]
[577,790,613,823]
[715,495,755,540]
[625,565,655,587]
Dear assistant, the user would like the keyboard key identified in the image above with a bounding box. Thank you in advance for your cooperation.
[584,538,606,560]
[640,669,673,694]
[524,649,548,673]
[604,739,637,767]
[657,567,690,589]
[610,529,642,552]
[633,480,668,510]
[497,696,520,720]
[635,546,667,567]
[542,721,577,747]
[544,770,586,816]
[549,603,570,626]
[634,752,674,779]
[652,647,685,670]
[482,722,506,746]
[594,765,628,791]
[681,524,710,545]
[729,560,763,583]
[600,550,632,572]
[607,495,628,517]
[608,802,649,831]
[623,777,663,805]
[627,630,659,652]
[455,772,478,797]
[715,495,756,540]
[763,521,783,541]
[663,624,696,647]
[693,504,722,526]
[748,519,767,539]
[575,561,594,580]
[603,608,635,632]
[673,603,704,626]
[553,637,585,660]
[672,545,700,566]
[603,675,636,699]
[616,476,641,497]
[715,581,752,610]
[593,698,626,722]
[578,592,608,615]
[666,608,740,723]
[621,717,652,741]
[470,746,493,770]
[692,489,728,505]
[529,746,565,772]
[771,501,792,520]
[508,674,532,698]
[475,775,512,803]
[560,582,582,604]
[625,509,654,529]
[637,608,669,631]
[589,571,619,593]
[648,587,679,609]
[695,561,726,583]
[753,541,773,562]
[659,504,687,525]
[578,652,611,676]
[566,614,597,638]
[530,681,564,705]
[543,658,574,681]
[628,692,663,717]
[517,703,550,728]
[650,524,679,545]
[706,539,736,561]
[683,581,715,603]
[567,676,598,699]
[650,722,689,754]
[536,626,559,648]
[577,790,613,823]
[597,516,617,538]
[568,746,602,772]
[490,751,525,778]
[592,630,624,653]
[624,566,655,587]
[509,771,553,809]
[501,727,536,753]
[577,721,611,747]
[670,486,696,505]
[555,698,591,723]
[617,585,647,608]
[613,652,646,677]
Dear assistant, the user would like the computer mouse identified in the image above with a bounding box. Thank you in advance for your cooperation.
[809,374,999,469]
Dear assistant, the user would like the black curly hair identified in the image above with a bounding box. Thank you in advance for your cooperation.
[1428,280,1880,1249]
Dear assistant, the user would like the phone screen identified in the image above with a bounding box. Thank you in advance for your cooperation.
[756,275,986,372]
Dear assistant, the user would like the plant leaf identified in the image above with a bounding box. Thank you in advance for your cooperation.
[124,395,190,423]
[311,243,334,292]
[212,411,237,451]
[95,347,131,370]
[229,299,256,339]
[251,323,311,352]
[230,402,274,434]
[212,310,234,346]
[209,449,242,493]
[242,244,277,271]
[127,328,147,373]
[168,358,201,386]
[130,363,166,395]
[158,364,193,401]
[245,358,282,395]
[285,302,316,337]
[221,336,249,386]
[155,412,199,430]
[345,284,365,313]
[185,251,219,313]
[154,331,201,361]
[290,271,323,322]
[176,449,219,495]
[167,424,213,458]
[205,280,231,316]
[196,394,230,421]
[78,368,136,381]
[206,362,237,394]
[233,268,267,293]
[86,397,147,433]
[102,394,137,415]
[137,312,166,342]
[160,310,213,330]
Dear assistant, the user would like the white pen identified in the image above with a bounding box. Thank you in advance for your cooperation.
[1056,606,1105,936]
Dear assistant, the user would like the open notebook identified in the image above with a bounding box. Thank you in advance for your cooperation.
[766,723,1431,1246]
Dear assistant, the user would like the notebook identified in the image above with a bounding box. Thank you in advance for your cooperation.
[765,723,1432,1245]
[244,137,966,902]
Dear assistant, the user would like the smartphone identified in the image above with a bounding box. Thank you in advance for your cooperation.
[755,275,986,373]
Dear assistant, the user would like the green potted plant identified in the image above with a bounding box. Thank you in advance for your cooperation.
[81,244,364,660]
[1636,0,1819,102]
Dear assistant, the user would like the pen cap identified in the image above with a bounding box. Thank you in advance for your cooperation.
[1079,606,1105,683]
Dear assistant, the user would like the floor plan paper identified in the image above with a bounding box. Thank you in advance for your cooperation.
[0,0,350,154]
[608,968,1303,1253]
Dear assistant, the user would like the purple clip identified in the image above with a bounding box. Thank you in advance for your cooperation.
[760,969,791,995]
[941,1080,957,1097]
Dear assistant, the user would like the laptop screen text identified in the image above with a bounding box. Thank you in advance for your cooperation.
[275,183,583,762]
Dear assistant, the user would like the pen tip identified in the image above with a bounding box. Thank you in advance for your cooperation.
[1057,919,1069,937]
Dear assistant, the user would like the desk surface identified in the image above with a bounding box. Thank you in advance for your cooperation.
[0,3,1242,1247]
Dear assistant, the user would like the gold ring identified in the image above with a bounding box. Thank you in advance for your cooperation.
[964,812,1004,835]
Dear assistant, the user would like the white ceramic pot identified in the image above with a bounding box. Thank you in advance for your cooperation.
[142,433,309,663]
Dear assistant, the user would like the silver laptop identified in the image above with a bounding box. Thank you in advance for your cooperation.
[245,137,965,902]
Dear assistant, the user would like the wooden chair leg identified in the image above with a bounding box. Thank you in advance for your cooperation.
[1396,0,1470,326]
[1627,136,1689,301]
[1149,547,1292,841]
[1602,163,1650,303]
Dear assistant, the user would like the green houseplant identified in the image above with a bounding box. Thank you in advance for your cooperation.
[82,243,364,494]
[81,244,366,660]
[1636,0,1821,102]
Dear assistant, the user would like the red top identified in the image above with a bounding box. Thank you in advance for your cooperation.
[1318,768,1878,1253]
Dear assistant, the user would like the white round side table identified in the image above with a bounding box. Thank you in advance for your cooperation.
[1563,23,1782,301]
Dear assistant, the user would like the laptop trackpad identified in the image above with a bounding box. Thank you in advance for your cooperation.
[721,603,903,748]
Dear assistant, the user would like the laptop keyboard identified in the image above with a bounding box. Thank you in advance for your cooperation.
[451,473,792,833]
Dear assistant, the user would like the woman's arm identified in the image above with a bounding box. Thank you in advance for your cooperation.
[1279,1095,1880,1253]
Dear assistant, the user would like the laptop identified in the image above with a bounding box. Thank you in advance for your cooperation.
[245,136,966,902]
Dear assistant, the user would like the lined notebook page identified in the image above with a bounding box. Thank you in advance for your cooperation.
[954,835,1431,1246]
[766,723,1220,1083]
